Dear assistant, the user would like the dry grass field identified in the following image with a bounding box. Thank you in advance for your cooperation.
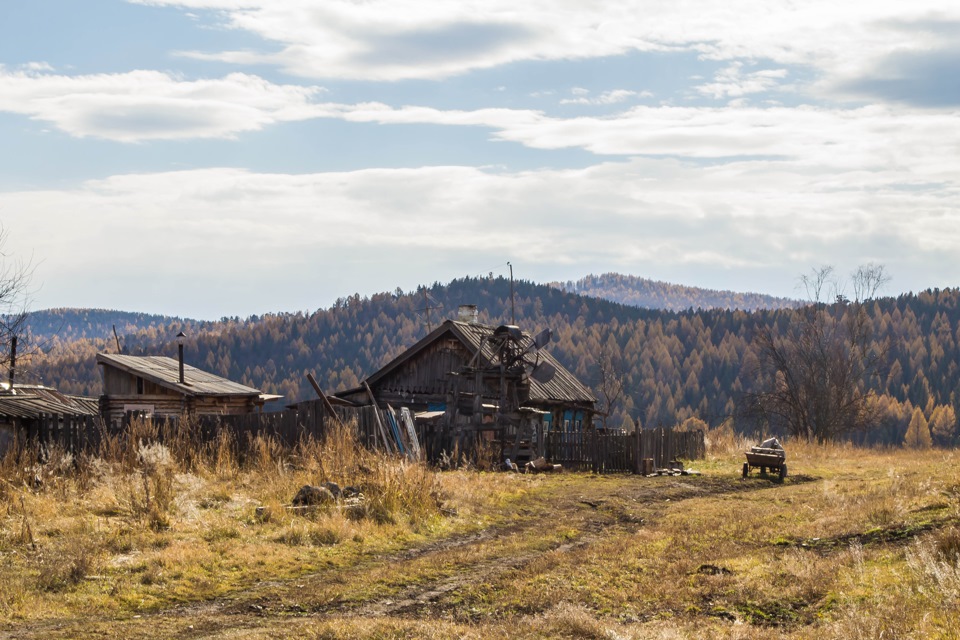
[1,422,959,639]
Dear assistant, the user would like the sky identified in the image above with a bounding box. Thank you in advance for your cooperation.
[0,1,958,319]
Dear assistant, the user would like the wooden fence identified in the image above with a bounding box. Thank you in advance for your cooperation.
[12,404,704,475]
[545,427,705,474]
[195,402,384,449]
[7,400,379,455]
[12,414,103,452]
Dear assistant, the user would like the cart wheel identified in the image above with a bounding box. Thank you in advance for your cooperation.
[779,463,787,480]
[742,462,749,477]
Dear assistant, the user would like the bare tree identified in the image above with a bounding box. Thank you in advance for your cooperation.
[0,226,34,375]
[742,264,889,442]
[594,343,626,430]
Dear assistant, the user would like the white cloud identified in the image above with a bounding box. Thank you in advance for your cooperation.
[3,64,955,198]
[560,89,641,105]
[304,102,960,187]
[695,62,789,100]
[0,68,324,142]
[3,157,957,316]
[130,0,960,87]
[22,62,55,72]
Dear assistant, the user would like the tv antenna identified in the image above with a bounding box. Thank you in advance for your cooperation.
[418,288,439,334]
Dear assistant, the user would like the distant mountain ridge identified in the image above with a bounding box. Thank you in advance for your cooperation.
[552,273,799,311]
[23,273,793,344]
[21,308,247,348]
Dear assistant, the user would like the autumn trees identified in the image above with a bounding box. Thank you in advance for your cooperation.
[16,274,960,447]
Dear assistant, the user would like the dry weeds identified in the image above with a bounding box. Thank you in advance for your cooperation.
[2,427,959,640]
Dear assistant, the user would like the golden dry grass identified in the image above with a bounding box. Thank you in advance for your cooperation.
[2,425,959,639]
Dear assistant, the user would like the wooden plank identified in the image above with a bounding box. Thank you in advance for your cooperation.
[385,405,406,455]
[363,381,393,453]
[399,407,422,461]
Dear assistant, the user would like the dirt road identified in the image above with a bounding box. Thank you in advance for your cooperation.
[1,473,798,639]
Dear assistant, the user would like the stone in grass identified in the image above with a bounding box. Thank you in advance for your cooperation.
[320,481,342,499]
[292,485,336,506]
[696,564,733,576]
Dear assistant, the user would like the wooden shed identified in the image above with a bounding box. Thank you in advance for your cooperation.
[96,353,280,424]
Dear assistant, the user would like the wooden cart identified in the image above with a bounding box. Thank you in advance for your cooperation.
[742,446,787,479]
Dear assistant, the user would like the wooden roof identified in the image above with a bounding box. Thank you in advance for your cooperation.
[365,320,596,407]
[97,353,264,398]
[0,385,99,419]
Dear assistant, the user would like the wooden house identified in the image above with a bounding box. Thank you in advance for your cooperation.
[96,353,280,424]
[335,316,596,458]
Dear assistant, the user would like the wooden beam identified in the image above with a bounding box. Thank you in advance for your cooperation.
[306,372,346,429]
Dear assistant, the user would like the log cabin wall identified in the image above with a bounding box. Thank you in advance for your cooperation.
[373,338,473,409]
[100,394,259,424]
[100,395,185,424]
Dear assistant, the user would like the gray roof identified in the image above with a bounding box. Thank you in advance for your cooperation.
[367,320,596,406]
[97,353,264,398]
[0,385,99,419]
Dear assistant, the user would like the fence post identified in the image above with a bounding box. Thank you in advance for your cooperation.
[591,430,599,474]
[633,427,641,474]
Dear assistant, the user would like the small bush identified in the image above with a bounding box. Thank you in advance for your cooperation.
[147,504,171,532]
[275,525,310,546]
[35,536,99,592]
[139,561,166,586]
[867,505,897,527]
[198,489,232,509]
[203,525,241,543]
[310,527,342,546]
[936,527,960,564]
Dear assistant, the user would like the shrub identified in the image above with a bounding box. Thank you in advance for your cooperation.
[34,534,99,592]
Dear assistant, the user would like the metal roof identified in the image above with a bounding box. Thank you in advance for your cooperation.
[96,353,264,398]
[0,385,99,419]
[366,320,596,406]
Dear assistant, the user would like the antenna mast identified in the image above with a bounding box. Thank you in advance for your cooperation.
[420,288,437,334]
[508,262,515,325]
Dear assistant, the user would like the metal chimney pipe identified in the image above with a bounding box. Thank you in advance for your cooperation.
[176,331,186,384]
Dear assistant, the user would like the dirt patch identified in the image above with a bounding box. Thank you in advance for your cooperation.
[775,515,960,552]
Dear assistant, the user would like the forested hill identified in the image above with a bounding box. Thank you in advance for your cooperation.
[23,277,649,402]
[19,278,960,447]
[24,308,215,344]
[552,273,799,311]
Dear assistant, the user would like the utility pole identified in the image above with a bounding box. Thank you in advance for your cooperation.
[112,324,122,354]
[8,336,16,389]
